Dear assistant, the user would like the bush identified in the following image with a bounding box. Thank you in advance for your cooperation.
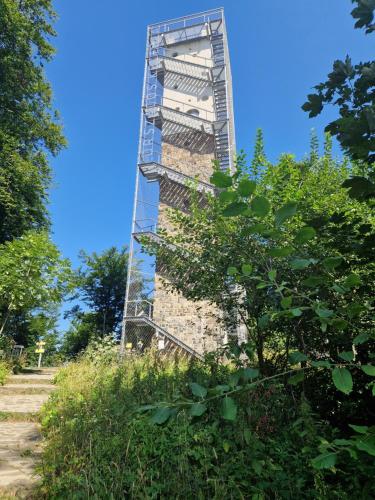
[37,346,374,499]
[0,360,10,385]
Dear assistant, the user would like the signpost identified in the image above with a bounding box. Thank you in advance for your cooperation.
[35,341,46,368]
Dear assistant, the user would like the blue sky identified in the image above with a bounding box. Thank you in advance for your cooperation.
[48,0,372,278]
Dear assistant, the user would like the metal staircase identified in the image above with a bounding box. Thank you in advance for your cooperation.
[124,316,204,360]
[121,9,236,359]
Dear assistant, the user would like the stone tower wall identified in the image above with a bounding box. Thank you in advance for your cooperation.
[152,142,224,353]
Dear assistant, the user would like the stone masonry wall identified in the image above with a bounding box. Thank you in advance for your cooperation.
[152,142,224,354]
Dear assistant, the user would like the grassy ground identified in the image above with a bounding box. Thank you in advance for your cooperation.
[33,346,375,499]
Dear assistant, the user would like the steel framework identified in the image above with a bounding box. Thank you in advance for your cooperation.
[120,8,236,358]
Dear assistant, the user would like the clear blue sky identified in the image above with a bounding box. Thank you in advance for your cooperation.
[48,0,372,272]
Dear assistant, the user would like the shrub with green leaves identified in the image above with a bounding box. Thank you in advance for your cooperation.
[37,348,374,499]
[0,360,9,385]
[140,139,374,480]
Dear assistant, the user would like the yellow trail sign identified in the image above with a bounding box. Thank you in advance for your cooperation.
[35,348,45,354]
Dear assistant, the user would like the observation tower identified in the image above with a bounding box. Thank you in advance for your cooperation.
[121,8,236,358]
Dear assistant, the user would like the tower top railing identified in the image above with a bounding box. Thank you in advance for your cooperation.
[148,8,224,32]
[148,9,224,49]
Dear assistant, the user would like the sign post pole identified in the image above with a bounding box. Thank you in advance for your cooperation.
[35,340,46,369]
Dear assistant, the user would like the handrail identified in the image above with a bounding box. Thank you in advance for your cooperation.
[124,315,204,360]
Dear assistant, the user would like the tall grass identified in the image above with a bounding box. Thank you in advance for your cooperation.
[37,346,370,499]
[0,360,9,385]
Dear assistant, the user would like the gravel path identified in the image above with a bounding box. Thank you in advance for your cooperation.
[0,368,57,498]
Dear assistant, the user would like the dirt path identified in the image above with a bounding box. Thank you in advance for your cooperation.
[0,368,58,498]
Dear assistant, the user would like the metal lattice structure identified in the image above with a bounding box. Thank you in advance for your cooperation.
[120,9,236,359]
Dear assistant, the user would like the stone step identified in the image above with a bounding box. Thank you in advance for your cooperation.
[6,374,54,385]
[0,422,42,494]
[0,384,55,395]
[0,394,49,414]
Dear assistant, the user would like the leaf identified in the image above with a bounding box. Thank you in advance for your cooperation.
[332,367,353,395]
[355,438,375,457]
[333,438,353,446]
[322,256,343,270]
[302,275,324,287]
[311,452,337,469]
[288,371,304,385]
[289,351,308,364]
[344,273,361,288]
[347,303,365,318]
[222,202,248,217]
[311,360,331,368]
[294,226,316,244]
[210,171,232,188]
[189,402,207,417]
[221,397,237,421]
[268,246,294,257]
[137,404,157,413]
[281,296,292,309]
[353,333,369,345]
[245,223,267,234]
[342,176,375,201]
[223,440,231,453]
[213,384,230,394]
[257,314,270,329]
[362,365,375,376]
[238,179,256,197]
[227,266,238,276]
[243,428,252,445]
[291,308,303,317]
[338,351,354,362]
[302,93,324,118]
[241,368,260,381]
[219,191,237,204]
[189,382,207,398]
[241,263,253,276]
[268,269,277,281]
[316,307,334,319]
[331,319,348,331]
[349,424,369,434]
[251,196,271,217]
[151,407,172,425]
[332,284,347,294]
[275,201,298,226]
[291,258,315,270]
[229,371,241,388]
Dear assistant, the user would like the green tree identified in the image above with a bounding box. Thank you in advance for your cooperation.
[144,140,373,374]
[0,231,73,337]
[0,0,66,243]
[141,142,375,474]
[61,313,98,358]
[302,1,375,200]
[62,247,129,356]
[77,247,128,336]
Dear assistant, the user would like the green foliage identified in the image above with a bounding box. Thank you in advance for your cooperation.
[38,349,375,499]
[0,360,9,385]
[0,231,73,337]
[0,0,65,154]
[302,1,375,187]
[141,138,374,490]
[61,247,128,356]
[0,0,66,244]
[351,0,375,34]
